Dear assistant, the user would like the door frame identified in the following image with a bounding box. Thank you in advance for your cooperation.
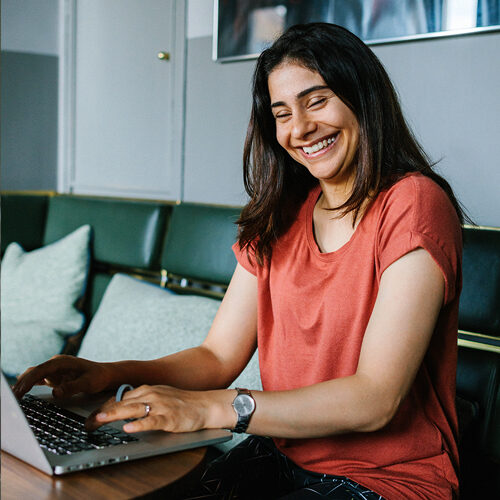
[57,0,187,201]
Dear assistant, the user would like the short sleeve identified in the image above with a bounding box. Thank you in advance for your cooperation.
[232,241,258,276]
[376,175,462,305]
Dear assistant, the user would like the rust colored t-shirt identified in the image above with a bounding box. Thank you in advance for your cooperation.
[233,173,462,499]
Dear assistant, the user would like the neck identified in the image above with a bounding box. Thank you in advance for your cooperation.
[318,177,354,210]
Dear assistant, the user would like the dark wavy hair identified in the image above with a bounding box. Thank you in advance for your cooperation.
[238,23,467,264]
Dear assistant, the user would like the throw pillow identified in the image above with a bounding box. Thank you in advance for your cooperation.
[1,225,91,376]
[78,273,262,452]
[78,273,222,361]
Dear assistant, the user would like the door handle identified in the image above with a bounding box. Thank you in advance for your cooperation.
[157,51,170,61]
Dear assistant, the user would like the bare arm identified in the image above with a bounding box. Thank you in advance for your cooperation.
[93,247,446,437]
[109,262,259,390]
[234,247,445,437]
[13,263,258,398]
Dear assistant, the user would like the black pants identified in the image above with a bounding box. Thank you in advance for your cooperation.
[183,436,385,500]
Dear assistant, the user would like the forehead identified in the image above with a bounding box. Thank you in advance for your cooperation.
[268,62,328,104]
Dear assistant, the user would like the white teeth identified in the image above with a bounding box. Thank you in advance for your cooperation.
[303,135,336,155]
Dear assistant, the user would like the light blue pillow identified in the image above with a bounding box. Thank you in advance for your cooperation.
[77,273,262,452]
[1,225,91,376]
[78,274,222,361]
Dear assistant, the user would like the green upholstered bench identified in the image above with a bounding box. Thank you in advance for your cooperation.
[0,192,50,254]
[1,193,171,356]
[456,226,500,498]
[42,195,171,317]
[1,192,498,496]
[160,203,241,294]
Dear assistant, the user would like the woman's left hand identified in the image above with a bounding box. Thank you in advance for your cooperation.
[85,384,218,433]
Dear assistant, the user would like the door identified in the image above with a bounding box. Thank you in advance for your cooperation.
[68,0,184,200]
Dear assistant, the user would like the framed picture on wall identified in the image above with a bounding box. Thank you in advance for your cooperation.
[213,0,500,62]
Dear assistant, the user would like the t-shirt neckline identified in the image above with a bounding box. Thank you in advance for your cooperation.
[305,185,368,260]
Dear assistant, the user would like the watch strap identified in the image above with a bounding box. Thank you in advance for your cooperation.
[232,388,255,434]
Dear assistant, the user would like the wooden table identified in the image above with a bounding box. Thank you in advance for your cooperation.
[1,447,207,500]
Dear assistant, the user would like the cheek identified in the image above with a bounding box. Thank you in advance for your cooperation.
[275,128,288,150]
[347,117,360,150]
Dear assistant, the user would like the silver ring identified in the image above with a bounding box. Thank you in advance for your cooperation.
[143,403,151,418]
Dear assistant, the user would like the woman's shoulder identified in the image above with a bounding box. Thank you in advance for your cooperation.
[380,172,458,220]
[386,171,447,200]
[370,172,462,244]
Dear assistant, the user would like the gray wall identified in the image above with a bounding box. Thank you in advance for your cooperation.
[2,0,499,227]
[374,32,500,227]
[184,31,500,226]
[0,0,59,191]
[1,52,59,190]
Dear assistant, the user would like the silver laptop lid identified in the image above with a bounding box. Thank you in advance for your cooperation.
[1,372,53,475]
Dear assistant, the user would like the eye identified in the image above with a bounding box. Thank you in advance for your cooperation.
[275,111,291,121]
[309,97,326,108]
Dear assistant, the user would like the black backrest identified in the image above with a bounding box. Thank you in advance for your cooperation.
[1,193,49,254]
[459,226,500,338]
[456,226,500,497]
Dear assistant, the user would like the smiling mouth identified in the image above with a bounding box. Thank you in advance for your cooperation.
[301,133,339,156]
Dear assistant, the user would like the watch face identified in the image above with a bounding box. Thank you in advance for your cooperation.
[234,394,255,417]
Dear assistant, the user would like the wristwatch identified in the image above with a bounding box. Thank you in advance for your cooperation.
[232,388,256,433]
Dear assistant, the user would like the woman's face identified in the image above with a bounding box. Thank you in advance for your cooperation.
[268,62,359,187]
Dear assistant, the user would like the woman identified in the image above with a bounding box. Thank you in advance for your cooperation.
[14,24,464,499]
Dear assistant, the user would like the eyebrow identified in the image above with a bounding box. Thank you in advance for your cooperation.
[271,85,330,108]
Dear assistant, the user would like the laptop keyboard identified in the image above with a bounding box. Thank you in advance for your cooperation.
[20,394,139,456]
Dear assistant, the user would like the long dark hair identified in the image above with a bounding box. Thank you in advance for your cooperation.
[238,23,468,264]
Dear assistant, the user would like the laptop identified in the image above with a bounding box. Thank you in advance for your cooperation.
[1,372,232,475]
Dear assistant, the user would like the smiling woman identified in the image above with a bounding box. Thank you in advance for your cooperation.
[269,64,360,194]
[14,23,468,500]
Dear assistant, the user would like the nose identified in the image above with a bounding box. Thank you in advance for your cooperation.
[290,111,316,140]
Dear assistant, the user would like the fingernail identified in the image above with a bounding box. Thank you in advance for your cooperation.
[123,423,133,432]
[96,412,107,420]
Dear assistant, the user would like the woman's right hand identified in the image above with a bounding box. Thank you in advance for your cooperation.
[12,355,115,400]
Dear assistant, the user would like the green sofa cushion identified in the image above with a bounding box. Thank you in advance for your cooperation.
[43,196,170,269]
[456,346,500,460]
[161,204,240,285]
[1,225,91,376]
[460,227,500,337]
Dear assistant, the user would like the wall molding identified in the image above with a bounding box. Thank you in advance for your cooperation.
[58,0,187,201]
[57,0,76,194]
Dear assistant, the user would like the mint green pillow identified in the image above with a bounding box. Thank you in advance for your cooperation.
[78,274,261,390]
[78,274,222,361]
[1,225,91,376]
[78,273,262,451]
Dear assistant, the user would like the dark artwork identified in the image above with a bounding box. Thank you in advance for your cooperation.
[215,0,500,61]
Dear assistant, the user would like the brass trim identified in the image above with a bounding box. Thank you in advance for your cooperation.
[160,269,168,288]
[0,190,57,196]
[57,192,178,205]
[165,271,229,291]
[463,224,500,231]
[165,283,224,300]
[178,200,243,210]
[0,190,245,209]
[92,265,227,298]
[458,330,500,342]
[0,189,177,205]
[458,338,500,354]
[93,263,162,284]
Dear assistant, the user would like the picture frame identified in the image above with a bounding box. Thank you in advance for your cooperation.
[213,0,500,62]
